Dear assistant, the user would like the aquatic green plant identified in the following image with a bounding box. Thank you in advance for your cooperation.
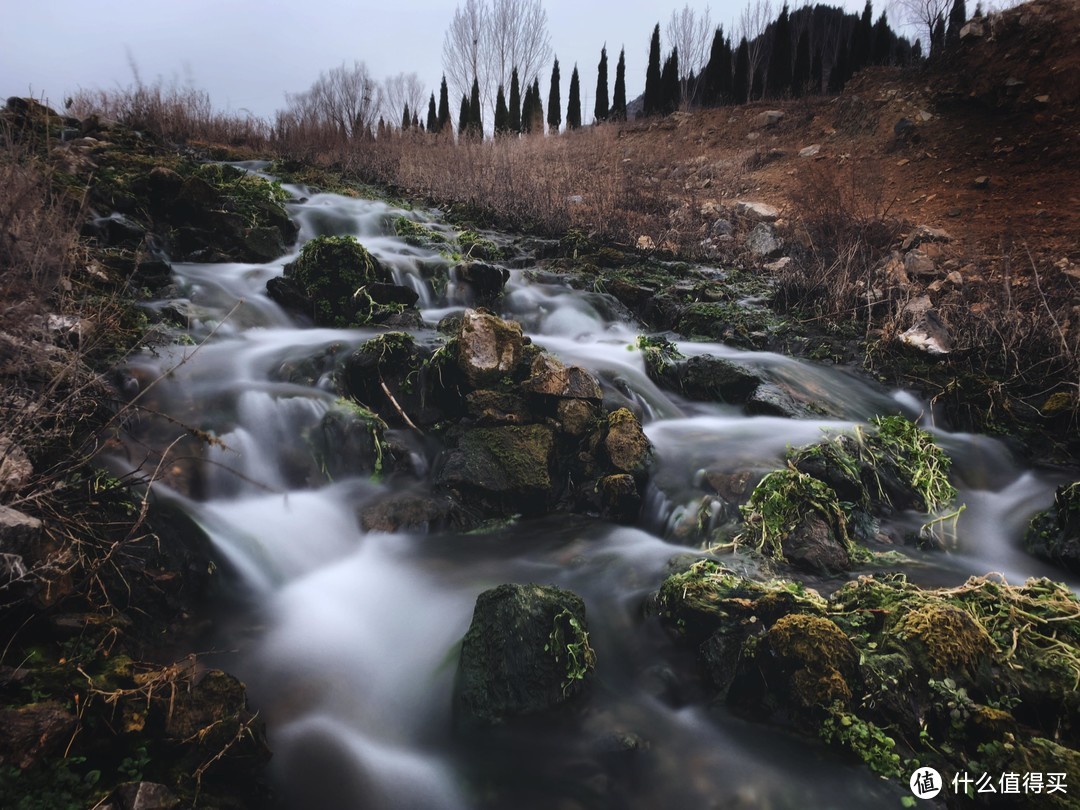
[547,608,596,696]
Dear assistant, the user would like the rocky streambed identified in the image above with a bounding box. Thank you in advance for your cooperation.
[3,97,1079,809]
[96,163,1080,809]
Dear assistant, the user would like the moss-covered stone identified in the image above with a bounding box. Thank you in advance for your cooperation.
[603,408,651,476]
[455,583,594,727]
[435,424,556,515]
[279,235,392,327]
[890,602,995,678]
[1025,482,1080,572]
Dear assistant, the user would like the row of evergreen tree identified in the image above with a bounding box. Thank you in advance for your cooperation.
[383,0,971,138]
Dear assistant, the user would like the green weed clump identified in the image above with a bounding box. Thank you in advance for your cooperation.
[738,468,854,558]
[868,415,956,512]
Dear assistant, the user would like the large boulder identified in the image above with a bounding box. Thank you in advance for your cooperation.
[455,583,595,726]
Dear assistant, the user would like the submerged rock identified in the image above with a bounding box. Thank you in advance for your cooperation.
[456,583,594,726]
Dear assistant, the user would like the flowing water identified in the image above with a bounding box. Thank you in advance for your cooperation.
[114,168,1077,809]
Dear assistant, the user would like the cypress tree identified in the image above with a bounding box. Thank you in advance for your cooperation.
[852,1,873,71]
[612,48,627,120]
[426,93,437,132]
[931,13,946,56]
[702,27,726,106]
[873,12,893,64]
[401,103,411,131]
[413,112,419,129]
[946,0,966,48]
[567,65,582,129]
[495,85,509,135]
[521,82,534,134]
[644,24,662,116]
[594,46,609,123]
[469,77,482,135]
[438,76,451,133]
[458,94,470,136]
[548,58,561,132]
[509,67,522,133]
[533,79,544,134]
[828,36,850,93]
[660,48,680,113]
[811,46,823,94]
[766,4,793,99]
[377,118,386,139]
[792,30,811,97]
[733,37,750,105]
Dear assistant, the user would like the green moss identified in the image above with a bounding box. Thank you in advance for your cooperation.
[891,601,995,677]
[194,162,287,225]
[634,333,683,376]
[284,235,387,327]
[737,468,856,559]
[456,229,502,260]
[394,215,448,247]
[867,416,957,512]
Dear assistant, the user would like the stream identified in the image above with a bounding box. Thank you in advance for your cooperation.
[113,167,1076,809]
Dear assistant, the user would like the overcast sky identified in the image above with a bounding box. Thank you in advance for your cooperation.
[3,0,869,121]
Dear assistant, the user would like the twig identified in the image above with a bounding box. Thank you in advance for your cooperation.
[379,379,424,434]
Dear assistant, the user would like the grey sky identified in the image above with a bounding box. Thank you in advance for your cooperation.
[3,1,868,121]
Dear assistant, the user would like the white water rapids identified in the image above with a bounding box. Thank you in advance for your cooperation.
[114,167,1076,809]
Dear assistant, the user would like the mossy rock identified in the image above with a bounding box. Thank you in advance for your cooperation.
[738,468,860,572]
[645,352,762,404]
[281,235,391,327]
[435,424,556,516]
[603,408,651,477]
[308,399,388,481]
[890,602,996,680]
[1025,482,1080,573]
[455,583,594,727]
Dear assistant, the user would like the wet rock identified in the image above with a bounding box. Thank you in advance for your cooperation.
[365,281,420,308]
[745,222,782,258]
[556,398,598,437]
[647,354,762,403]
[465,390,530,425]
[266,276,313,318]
[732,614,860,722]
[734,201,780,222]
[603,409,650,476]
[1025,483,1080,573]
[436,424,555,515]
[454,261,510,300]
[359,491,464,533]
[310,400,388,481]
[455,309,525,389]
[779,512,853,574]
[0,701,76,768]
[163,669,268,759]
[521,353,602,401]
[342,332,442,427]
[598,474,641,523]
[455,583,594,726]
[744,382,812,418]
[111,782,180,810]
[276,235,392,327]
[81,213,146,248]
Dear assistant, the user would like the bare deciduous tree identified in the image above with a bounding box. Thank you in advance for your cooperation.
[383,73,426,130]
[666,3,713,106]
[442,0,551,131]
[891,0,952,51]
[443,0,490,115]
[278,61,381,146]
[740,0,774,100]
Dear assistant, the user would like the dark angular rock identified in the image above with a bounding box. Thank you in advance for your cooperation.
[1025,483,1080,573]
[454,309,525,389]
[454,261,510,300]
[436,425,555,515]
[456,583,594,726]
[112,782,180,810]
[598,473,641,523]
[603,409,651,476]
[522,353,602,401]
[0,701,76,768]
[359,491,464,533]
